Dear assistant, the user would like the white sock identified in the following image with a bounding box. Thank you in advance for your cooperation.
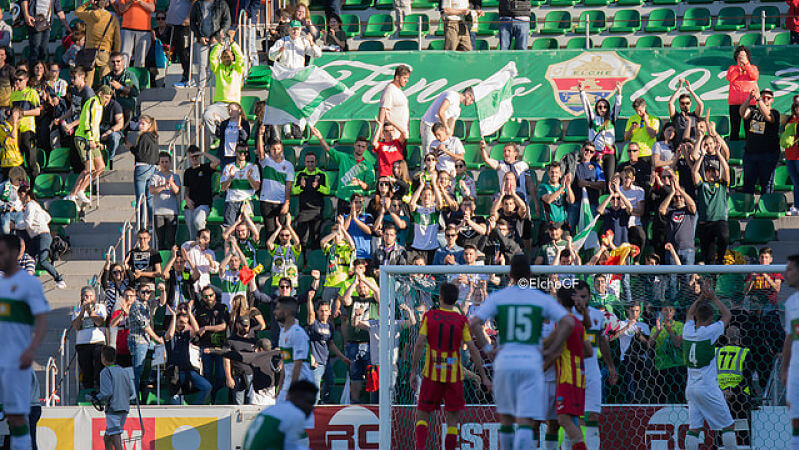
[585,425,599,450]
[721,430,738,450]
[500,430,515,450]
[11,434,31,450]
[543,439,558,450]
[562,432,573,450]
[685,432,699,450]
[514,426,534,450]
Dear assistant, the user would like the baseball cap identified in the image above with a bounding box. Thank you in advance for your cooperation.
[760,88,774,97]
[289,20,302,28]
[97,85,113,96]
[237,316,250,326]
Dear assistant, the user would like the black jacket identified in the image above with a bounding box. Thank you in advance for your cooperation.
[190,0,232,40]
[130,131,159,165]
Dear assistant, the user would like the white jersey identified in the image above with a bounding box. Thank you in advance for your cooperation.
[221,162,260,203]
[259,156,294,204]
[243,401,309,450]
[473,286,568,371]
[421,90,461,125]
[0,270,49,368]
[279,321,313,385]
[541,320,556,382]
[682,320,725,387]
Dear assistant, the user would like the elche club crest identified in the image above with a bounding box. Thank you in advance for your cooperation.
[545,52,641,116]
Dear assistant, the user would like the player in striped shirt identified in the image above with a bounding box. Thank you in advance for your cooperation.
[243,380,318,450]
[410,283,491,450]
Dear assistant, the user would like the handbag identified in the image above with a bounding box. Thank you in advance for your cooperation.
[76,17,114,69]
[153,39,167,68]
[33,15,50,32]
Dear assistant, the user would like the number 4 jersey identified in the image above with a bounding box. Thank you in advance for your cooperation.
[473,285,568,371]
[682,320,725,387]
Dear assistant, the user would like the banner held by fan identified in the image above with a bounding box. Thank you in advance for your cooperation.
[473,61,518,137]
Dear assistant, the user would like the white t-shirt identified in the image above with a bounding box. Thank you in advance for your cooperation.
[653,141,675,164]
[785,292,799,372]
[618,319,651,361]
[223,122,239,158]
[221,162,260,203]
[379,82,409,137]
[259,156,295,204]
[683,320,725,387]
[472,285,568,371]
[428,136,465,175]
[441,0,469,20]
[186,244,219,291]
[366,319,402,367]
[422,91,461,126]
[72,302,108,345]
[279,320,313,383]
[0,270,50,368]
[620,185,645,227]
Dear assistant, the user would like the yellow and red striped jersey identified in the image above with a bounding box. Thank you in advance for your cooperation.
[420,306,472,383]
[557,315,587,389]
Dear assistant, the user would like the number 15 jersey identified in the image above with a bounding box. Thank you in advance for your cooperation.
[473,286,568,371]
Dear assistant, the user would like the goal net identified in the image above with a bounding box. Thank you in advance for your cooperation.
[377,264,792,449]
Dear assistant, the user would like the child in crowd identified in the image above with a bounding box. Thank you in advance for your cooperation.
[97,346,136,450]
[63,30,86,68]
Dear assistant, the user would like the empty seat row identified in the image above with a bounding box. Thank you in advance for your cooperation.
[310,0,786,11]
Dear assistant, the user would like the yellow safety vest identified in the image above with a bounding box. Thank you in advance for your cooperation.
[716,345,749,392]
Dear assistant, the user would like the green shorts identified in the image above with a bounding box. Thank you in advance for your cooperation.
[75,137,101,163]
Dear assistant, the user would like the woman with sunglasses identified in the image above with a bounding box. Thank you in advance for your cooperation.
[726,46,759,141]
[413,153,438,191]
[214,103,250,168]
[653,123,679,171]
[453,159,476,202]
[784,101,799,215]
[101,252,131,312]
[578,80,623,183]
[390,159,411,201]
[366,177,394,218]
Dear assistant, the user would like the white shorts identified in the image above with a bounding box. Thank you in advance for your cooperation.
[536,380,557,421]
[788,366,799,419]
[686,383,734,430]
[584,359,602,414]
[0,366,31,415]
[493,366,544,419]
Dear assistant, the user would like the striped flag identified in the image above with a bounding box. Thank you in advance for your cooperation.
[473,61,518,137]
[264,64,354,127]
[571,187,600,251]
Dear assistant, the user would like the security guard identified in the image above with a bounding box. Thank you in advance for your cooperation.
[716,326,760,447]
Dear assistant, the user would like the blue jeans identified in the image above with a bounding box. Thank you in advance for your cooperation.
[134,164,155,226]
[667,248,695,300]
[200,352,225,404]
[312,361,334,404]
[786,159,799,205]
[498,18,530,50]
[228,372,253,405]
[27,27,48,65]
[31,233,61,282]
[0,212,13,235]
[102,130,124,163]
[127,335,150,392]
[742,152,778,194]
[170,370,212,405]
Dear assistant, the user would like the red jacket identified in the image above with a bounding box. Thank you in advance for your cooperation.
[726,64,759,105]
[788,0,799,32]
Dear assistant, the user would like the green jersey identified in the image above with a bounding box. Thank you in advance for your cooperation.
[329,148,376,200]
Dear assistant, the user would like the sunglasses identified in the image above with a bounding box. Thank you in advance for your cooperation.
[583,148,595,153]
[279,284,291,289]
[203,293,215,298]
[139,289,152,294]
[679,102,691,106]
[14,78,24,82]
[379,181,391,186]
[112,270,123,274]
[455,163,465,168]
[629,148,640,152]
[446,233,457,237]
[279,234,291,238]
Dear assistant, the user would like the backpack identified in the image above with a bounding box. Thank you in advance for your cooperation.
[50,234,70,262]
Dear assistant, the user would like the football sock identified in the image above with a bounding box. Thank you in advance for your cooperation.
[10,423,31,450]
[721,430,738,450]
[543,433,559,450]
[686,430,700,450]
[445,426,458,450]
[514,425,533,450]
[585,420,599,450]
[415,420,429,450]
[499,425,515,450]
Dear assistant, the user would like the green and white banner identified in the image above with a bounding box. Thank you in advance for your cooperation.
[474,61,518,136]
[299,47,799,121]
[264,64,354,127]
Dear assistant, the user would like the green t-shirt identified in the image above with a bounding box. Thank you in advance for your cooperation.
[322,241,354,288]
[537,239,567,265]
[537,183,567,224]
[329,148,376,200]
[591,292,621,316]
[653,321,686,370]
[696,181,728,222]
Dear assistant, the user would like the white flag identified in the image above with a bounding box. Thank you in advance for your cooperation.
[264,64,354,127]
[473,61,518,137]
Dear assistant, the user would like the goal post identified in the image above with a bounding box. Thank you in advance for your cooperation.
[378,263,791,449]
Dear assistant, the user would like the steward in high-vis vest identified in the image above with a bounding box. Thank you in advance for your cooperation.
[716,326,759,420]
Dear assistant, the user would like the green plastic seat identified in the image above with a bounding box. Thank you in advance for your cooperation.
[49,21,63,42]
[476,12,500,36]
[399,14,430,37]
[749,6,780,31]
[601,37,629,48]
[127,67,149,90]
[755,193,788,218]
[531,38,559,49]
[406,145,422,170]
[635,36,663,48]
[774,166,794,191]
[583,0,609,4]
[709,115,730,137]
[43,147,71,172]
[680,8,711,32]
[610,10,641,33]
[340,14,361,38]
[475,39,490,51]
[554,143,580,162]
[530,0,547,5]
[616,0,643,5]
[412,0,437,7]
[12,27,27,43]
[155,0,168,9]
[550,0,577,5]
[476,170,500,194]
[304,249,327,273]
[738,33,765,47]
[727,220,741,243]
[462,144,483,169]
[239,95,261,122]
[363,14,394,37]
[339,120,371,144]
[465,122,497,143]
[33,174,63,198]
[705,34,733,47]
[715,7,746,31]
[727,192,756,219]
[48,200,78,225]
[314,121,341,145]
[407,120,422,145]
[732,245,759,261]
[522,144,552,168]
[310,15,326,29]
[644,8,676,33]
[715,274,745,301]
[393,40,419,50]
[358,41,385,51]
[427,40,445,50]
[671,35,699,48]
[531,119,563,143]
[206,198,227,224]
[652,0,679,4]
[741,219,775,244]
[498,120,530,143]
[475,195,493,216]
[566,37,592,49]
[541,11,572,34]
[727,140,745,165]
[773,32,791,45]
[342,0,371,9]
[375,0,393,9]
[563,120,588,142]
[574,10,606,33]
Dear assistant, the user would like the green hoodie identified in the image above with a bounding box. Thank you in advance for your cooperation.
[210,42,244,104]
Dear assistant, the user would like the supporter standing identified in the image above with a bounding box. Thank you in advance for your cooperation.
[214,103,249,168]
[668,79,704,144]
[292,151,330,249]
[429,122,465,177]
[64,85,110,206]
[224,316,259,405]
[433,224,464,265]
[740,88,780,194]
[109,288,135,366]
[597,179,633,247]
[320,218,355,303]
[127,115,159,226]
[166,0,194,87]
[275,295,314,401]
[659,175,697,265]
[75,0,122,88]
[204,42,244,134]
[163,303,212,405]
[617,142,652,192]
[128,282,164,393]
[71,286,108,390]
[788,0,799,44]
[183,146,220,240]
[183,229,219,294]
[58,68,94,141]
[653,123,679,171]
[124,228,163,287]
[0,166,25,234]
[257,139,294,239]
[97,346,136,450]
[220,143,260,228]
[498,0,530,50]
[624,98,660,162]
[619,166,646,252]
[578,81,622,183]
[420,88,474,156]
[568,141,604,229]
[372,121,407,179]
[310,126,376,212]
[268,20,322,69]
[611,301,650,404]
[149,151,181,250]
[441,0,478,51]
[648,305,686,404]
[378,65,410,139]
[114,0,155,69]
[726,46,759,141]
[691,145,730,265]
[221,214,258,267]
[20,0,71,66]
[16,185,66,288]
[99,96,125,165]
[194,285,229,403]
[266,217,302,290]
[101,256,130,312]
[785,101,799,215]
[408,173,444,264]
[189,0,231,88]
[11,70,41,181]
[101,52,140,124]
[306,297,349,404]
[0,47,13,108]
